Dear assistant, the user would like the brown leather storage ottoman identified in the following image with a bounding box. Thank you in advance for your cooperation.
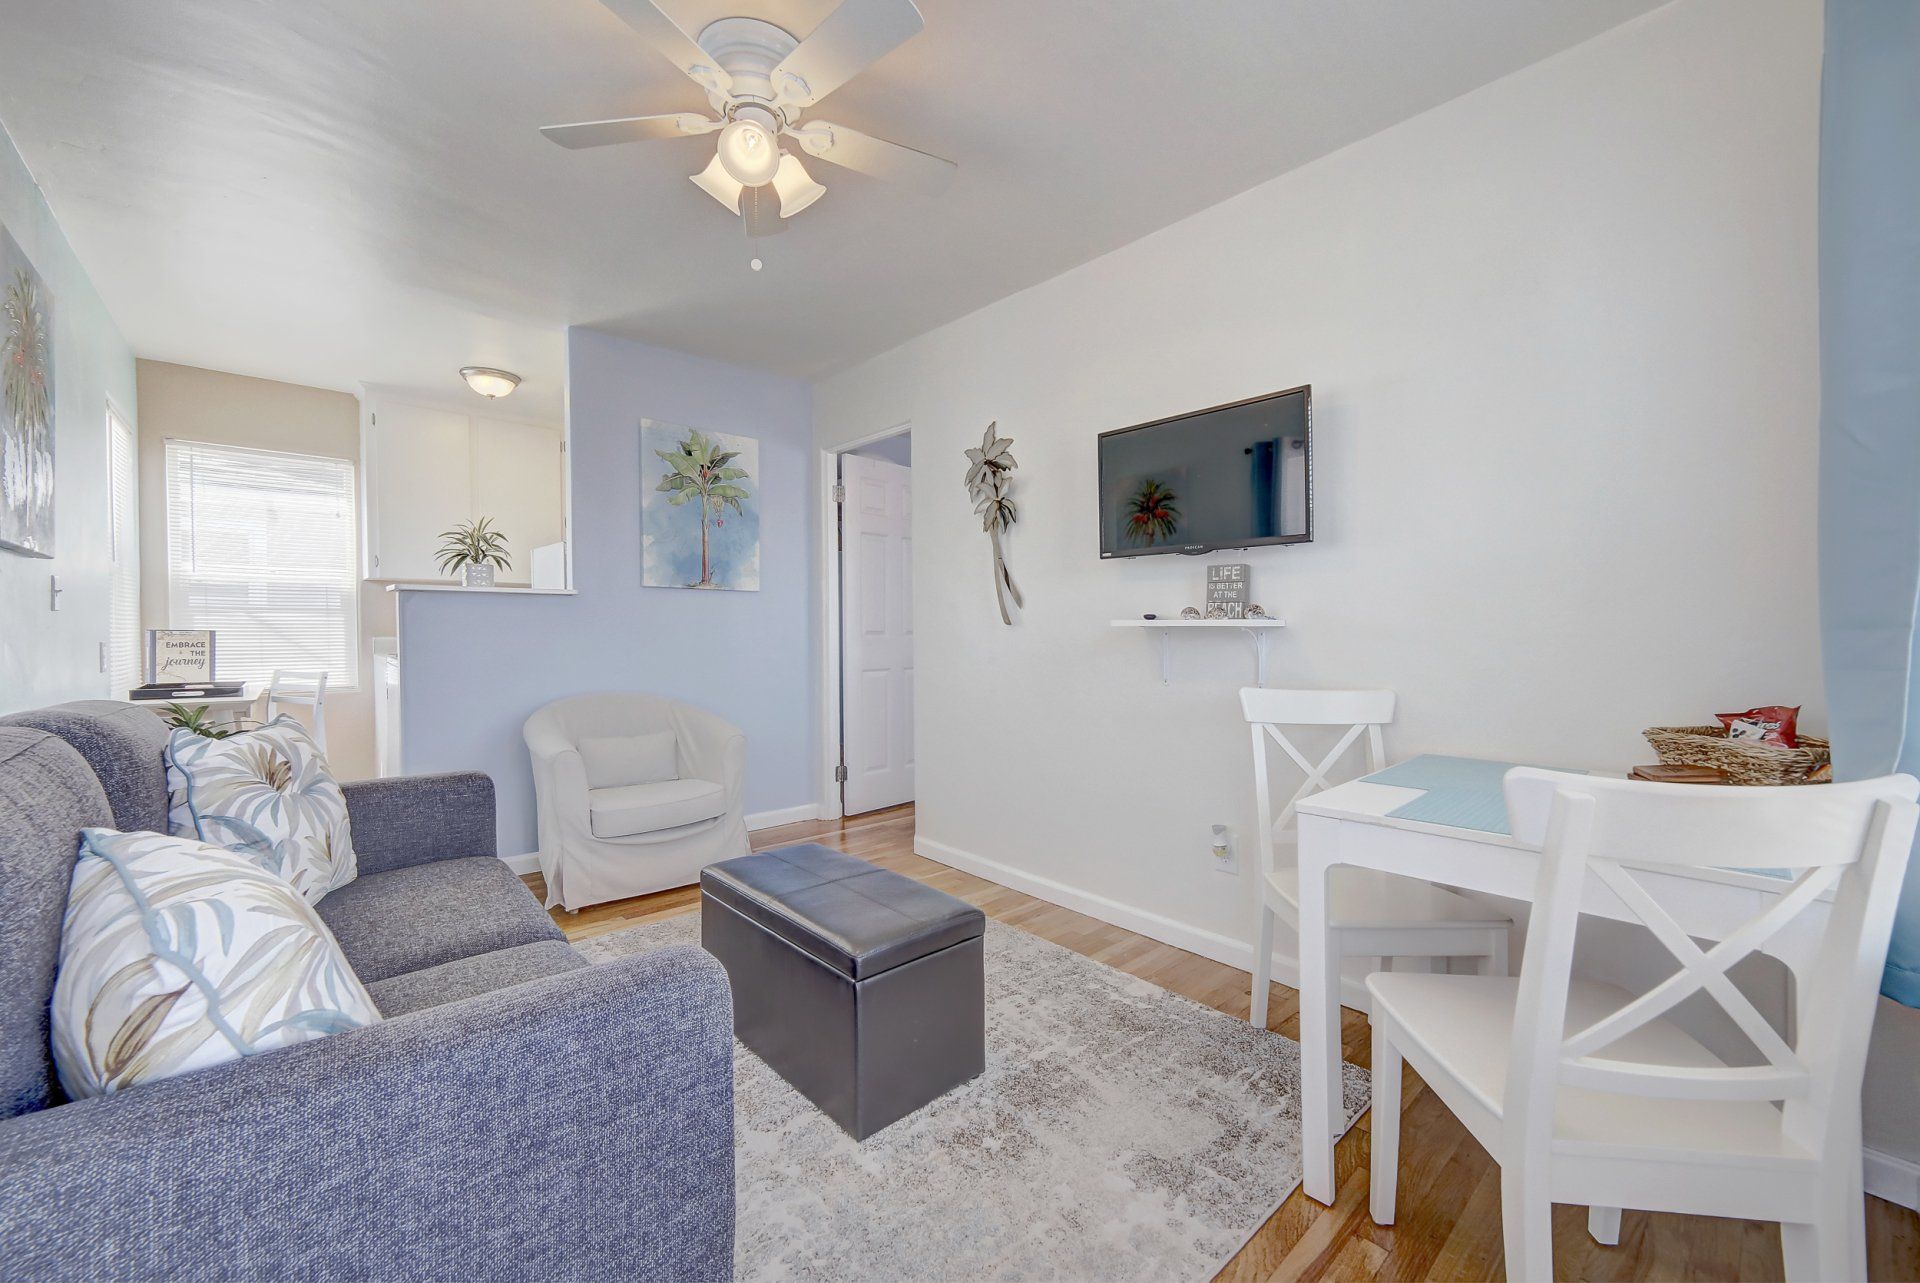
[701,843,985,1139]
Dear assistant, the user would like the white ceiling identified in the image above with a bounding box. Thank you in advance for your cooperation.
[0,0,1663,419]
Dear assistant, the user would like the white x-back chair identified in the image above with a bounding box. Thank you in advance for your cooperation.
[1369,768,1919,1282]
[266,669,330,756]
[1242,688,1511,1029]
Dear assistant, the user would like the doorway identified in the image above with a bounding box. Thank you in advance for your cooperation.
[831,429,913,817]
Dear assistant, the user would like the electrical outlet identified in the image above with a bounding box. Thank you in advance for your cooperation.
[1210,823,1238,875]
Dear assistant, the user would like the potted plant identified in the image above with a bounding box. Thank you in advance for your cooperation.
[436,517,513,587]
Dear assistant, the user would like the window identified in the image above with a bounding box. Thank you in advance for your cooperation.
[165,439,358,687]
[108,408,140,692]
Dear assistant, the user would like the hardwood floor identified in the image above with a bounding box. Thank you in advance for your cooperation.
[524,805,1920,1282]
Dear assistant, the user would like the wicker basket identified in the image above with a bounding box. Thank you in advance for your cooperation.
[1642,725,1830,786]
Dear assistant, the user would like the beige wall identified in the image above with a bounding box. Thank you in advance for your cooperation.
[136,361,392,779]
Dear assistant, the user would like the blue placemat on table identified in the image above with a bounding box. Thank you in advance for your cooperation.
[1362,754,1586,836]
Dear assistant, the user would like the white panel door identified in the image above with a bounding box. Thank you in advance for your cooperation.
[470,414,565,585]
[367,400,470,580]
[840,453,913,815]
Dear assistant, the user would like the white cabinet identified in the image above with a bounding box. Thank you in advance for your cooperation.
[362,391,565,585]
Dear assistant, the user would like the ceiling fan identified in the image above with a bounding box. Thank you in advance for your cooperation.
[542,0,956,236]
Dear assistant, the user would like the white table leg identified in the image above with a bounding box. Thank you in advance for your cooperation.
[1295,825,1340,1204]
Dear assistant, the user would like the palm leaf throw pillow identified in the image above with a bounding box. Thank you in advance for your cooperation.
[167,715,355,903]
[52,828,380,1099]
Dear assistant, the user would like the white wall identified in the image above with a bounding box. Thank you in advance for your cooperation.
[819,0,1823,963]
[135,361,391,780]
[0,124,138,711]
[818,0,1920,1201]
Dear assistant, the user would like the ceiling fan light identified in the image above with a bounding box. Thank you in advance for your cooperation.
[717,113,781,186]
[460,366,521,398]
[771,153,826,218]
[691,154,746,213]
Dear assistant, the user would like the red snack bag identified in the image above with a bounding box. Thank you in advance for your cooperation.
[1716,705,1800,748]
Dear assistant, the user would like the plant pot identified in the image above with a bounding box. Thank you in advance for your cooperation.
[462,564,495,588]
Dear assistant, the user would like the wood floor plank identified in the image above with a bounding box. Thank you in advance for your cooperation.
[525,804,1920,1281]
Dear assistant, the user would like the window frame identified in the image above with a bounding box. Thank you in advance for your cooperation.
[162,437,362,692]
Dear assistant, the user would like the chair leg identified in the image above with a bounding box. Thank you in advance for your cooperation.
[1250,900,1276,1028]
[1484,927,1510,978]
[1780,1173,1867,1281]
[1588,1205,1621,1246]
[1501,1171,1554,1282]
[1369,1018,1401,1225]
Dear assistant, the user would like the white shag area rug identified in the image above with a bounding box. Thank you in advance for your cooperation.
[577,914,1370,1283]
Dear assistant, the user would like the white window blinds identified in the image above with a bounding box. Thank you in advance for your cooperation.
[108,410,140,692]
[164,439,358,687]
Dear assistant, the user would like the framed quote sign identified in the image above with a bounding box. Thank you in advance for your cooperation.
[1205,563,1250,619]
[147,629,215,685]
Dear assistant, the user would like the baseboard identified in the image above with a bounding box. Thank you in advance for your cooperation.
[747,803,820,831]
[1867,1146,1920,1211]
[912,834,1375,1011]
[497,805,822,879]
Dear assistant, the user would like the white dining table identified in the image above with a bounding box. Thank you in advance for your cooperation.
[1291,769,1834,1206]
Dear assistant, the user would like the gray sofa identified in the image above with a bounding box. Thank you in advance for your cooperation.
[0,701,736,1282]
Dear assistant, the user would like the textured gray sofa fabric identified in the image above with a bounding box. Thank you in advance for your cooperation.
[0,946,738,1282]
[0,729,111,1119]
[1,699,738,1278]
[317,856,565,984]
[341,770,498,874]
[0,700,169,832]
[367,938,588,1016]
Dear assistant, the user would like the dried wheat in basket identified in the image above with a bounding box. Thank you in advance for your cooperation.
[1642,725,1830,786]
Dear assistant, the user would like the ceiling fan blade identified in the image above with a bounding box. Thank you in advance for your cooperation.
[770,0,924,110]
[540,113,720,150]
[790,121,954,194]
[739,185,787,238]
[599,0,733,97]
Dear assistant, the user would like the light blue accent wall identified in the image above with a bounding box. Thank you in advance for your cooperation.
[1818,0,1920,1003]
[0,124,138,712]
[397,327,816,856]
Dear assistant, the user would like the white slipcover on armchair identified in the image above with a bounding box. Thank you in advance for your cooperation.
[524,693,749,911]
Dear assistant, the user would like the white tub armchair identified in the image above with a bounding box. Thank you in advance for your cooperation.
[524,693,749,911]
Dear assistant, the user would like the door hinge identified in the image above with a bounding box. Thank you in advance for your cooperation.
[832,483,845,504]
[834,761,849,783]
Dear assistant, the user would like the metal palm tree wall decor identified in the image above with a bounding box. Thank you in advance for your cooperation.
[965,422,1024,625]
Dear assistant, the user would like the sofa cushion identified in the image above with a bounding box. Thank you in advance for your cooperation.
[0,729,112,1119]
[53,828,378,1099]
[317,856,563,984]
[589,778,726,839]
[578,732,679,790]
[366,940,587,1016]
[167,716,356,904]
[0,701,170,833]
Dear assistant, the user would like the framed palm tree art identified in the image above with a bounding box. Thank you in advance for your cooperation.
[641,419,761,591]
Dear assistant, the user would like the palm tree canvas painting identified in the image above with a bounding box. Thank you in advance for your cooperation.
[0,224,54,558]
[641,419,760,591]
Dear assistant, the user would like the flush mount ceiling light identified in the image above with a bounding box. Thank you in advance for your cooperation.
[460,367,522,398]
[539,0,954,237]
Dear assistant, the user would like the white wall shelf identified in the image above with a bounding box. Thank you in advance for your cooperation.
[1110,618,1287,685]
[388,583,577,596]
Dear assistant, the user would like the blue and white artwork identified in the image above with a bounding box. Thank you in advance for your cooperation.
[641,418,760,591]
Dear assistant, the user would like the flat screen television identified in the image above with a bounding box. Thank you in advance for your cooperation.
[1097,385,1312,558]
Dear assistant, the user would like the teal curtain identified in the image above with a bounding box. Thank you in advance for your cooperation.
[1819,0,1920,1003]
